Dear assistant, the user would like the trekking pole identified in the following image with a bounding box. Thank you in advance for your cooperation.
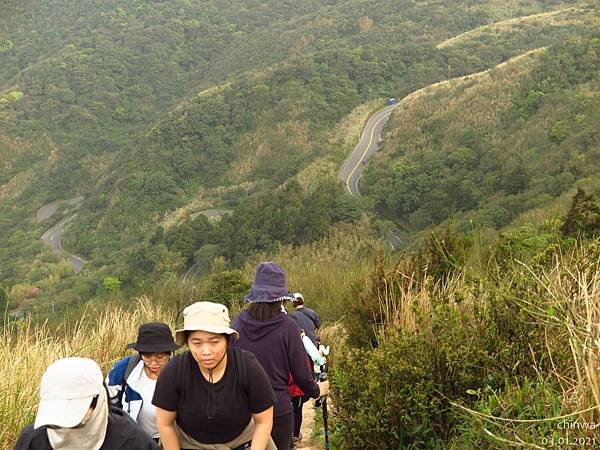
[318,369,330,450]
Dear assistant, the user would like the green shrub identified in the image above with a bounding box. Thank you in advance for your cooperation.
[562,188,600,239]
[332,305,496,449]
[199,269,251,309]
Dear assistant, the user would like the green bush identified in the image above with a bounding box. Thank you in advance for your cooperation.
[332,306,496,449]
[200,269,251,309]
[562,188,600,239]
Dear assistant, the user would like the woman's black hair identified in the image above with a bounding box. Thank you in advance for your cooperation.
[248,301,283,321]
[292,296,304,306]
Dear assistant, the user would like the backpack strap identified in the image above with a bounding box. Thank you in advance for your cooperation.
[14,426,37,450]
[117,354,141,406]
[124,353,141,380]
[232,348,249,394]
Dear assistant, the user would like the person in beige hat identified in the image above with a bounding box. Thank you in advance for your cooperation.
[152,302,277,450]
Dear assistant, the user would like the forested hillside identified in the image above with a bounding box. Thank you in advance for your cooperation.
[1,0,596,314]
[4,2,600,448]
[363,34,600,233]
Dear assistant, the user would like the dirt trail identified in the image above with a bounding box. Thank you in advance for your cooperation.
[296,399,321,450]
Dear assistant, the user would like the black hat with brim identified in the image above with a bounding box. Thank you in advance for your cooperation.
[127,322,179,353]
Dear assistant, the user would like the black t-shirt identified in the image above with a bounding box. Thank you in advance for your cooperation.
[14,408,160,450]
[152,347,275,444]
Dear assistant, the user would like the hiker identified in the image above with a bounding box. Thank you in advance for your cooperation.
[232,262,329,450]
[152,301,277,450]
[288,329,328,448]
[14,357,160,450]
[287,354,311,449]
[290,292,321,347]
[106,322,179,440]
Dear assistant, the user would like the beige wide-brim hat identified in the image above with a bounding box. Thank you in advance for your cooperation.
[175,301,239,346]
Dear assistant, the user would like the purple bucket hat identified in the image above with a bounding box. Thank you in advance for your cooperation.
[245,262,295,303]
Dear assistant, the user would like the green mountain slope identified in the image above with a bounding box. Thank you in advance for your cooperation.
[362,33,600,232]
[75,1,594,243]
[0,0,596,311]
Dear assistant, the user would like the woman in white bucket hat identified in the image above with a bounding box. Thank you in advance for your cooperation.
[152,302,277,450]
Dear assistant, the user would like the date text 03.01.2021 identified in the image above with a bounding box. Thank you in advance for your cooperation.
[542,436,597,447]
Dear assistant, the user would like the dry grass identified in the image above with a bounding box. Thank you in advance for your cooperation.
[394,47,545,115]
[244,219,382,320]
[457,256,600,446]
[328,99,381,159]
[295,159,339,192]
[294,99,383,190]
[386,48,545,153]
[436,7,584,49]
[367,246,600,446]
[0,297,175,450]
[521,257,600,419]
[317,321,349,371]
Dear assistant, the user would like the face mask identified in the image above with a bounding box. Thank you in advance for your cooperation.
[47,389,109,450]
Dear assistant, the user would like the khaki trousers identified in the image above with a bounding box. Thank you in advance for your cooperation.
[173,418,277,450]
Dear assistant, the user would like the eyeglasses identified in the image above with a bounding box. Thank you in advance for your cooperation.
[140,353,170,363]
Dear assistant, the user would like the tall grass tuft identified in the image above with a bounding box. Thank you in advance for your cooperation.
[330,228,600,448]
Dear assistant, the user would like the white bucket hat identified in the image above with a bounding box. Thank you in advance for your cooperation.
[175,302,239,346]
[34,357,104,429]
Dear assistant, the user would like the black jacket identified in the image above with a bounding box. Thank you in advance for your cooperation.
[14,407,159,450]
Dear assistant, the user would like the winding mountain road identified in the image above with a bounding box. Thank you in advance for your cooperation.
[338,103,397,195]
[338,103,401,249]
[38,199,86,273]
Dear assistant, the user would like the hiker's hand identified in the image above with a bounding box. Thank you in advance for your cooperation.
[318,380,330,397]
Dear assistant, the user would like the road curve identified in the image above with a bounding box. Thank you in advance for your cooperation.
[190,209,232,221]
[37,201,60,223]
[339,103,401,249]
[338,103,397,195]
[38,201,87,274]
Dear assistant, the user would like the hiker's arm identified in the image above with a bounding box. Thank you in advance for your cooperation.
[289,334,320,398]
[156,407,179,450]
[313,311,321,329]
[251,406,273,450]
[105,357,129,407]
